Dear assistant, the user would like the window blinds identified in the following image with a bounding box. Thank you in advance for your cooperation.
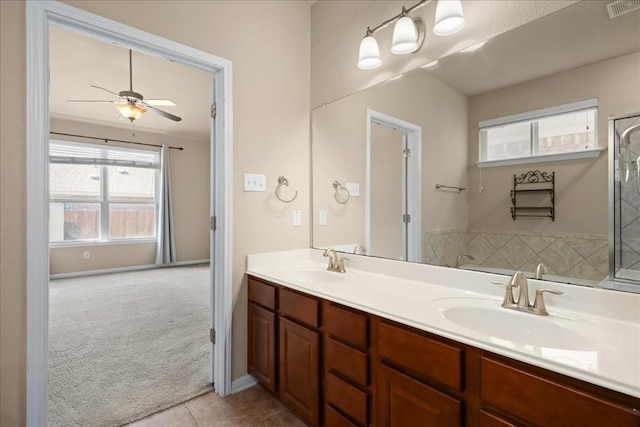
[49,140,160,168]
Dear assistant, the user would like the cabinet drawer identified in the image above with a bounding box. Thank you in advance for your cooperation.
[325,372,368,426]
[325,337,368,387]
[376,363,461,426]
[325,404,358,427]
[248,277,277,310]
[480,410,517,427]
[481,357,640,427]
[377,321,463,390]
[323,303,368,349]
[280,288,319,328]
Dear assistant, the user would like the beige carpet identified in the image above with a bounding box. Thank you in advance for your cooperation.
[48,264,213,427]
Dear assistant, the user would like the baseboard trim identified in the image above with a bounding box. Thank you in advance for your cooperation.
[231,375,258,394]
[49,259,210,280]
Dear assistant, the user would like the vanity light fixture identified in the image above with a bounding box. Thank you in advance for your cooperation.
[357,0,465,70]
[433,0,465,36]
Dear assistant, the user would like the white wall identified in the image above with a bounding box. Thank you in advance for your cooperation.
[467,53,640,235]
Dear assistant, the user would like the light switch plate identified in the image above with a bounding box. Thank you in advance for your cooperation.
[293,210,301,227]
[244,173,266,192]
[346,182,360,197]
[319,210,327,226]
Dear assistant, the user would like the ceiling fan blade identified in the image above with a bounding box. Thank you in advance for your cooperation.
[90,85,120,97]
[67,100,115,103]
[145,99,177,107]
[148,105,182,122]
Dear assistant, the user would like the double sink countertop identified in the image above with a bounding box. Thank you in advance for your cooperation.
[246,248,640,398]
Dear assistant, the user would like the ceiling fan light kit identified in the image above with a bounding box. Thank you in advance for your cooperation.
[68,49,182,122]
[357,0,465,70]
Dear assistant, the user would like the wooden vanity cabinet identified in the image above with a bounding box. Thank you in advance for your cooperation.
[246,275,640,427]
[323,302,371,426]
[247,277,277,393]
[278,288,321,426]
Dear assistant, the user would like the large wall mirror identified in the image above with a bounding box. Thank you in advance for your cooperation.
[311,1,640,290]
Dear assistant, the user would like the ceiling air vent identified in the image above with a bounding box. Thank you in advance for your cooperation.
[607,0,640,18]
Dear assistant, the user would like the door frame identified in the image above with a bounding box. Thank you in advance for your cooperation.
[26,2,234,425]
[366,109,422,262]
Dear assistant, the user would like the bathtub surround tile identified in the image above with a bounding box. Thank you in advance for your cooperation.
[519,235,557,253]
[621,200,640,228]
[468,234,495,264]
[483,251,514,270]
[519,255,558,277]
[564,260,607,282]
[560,237,607,259]
[499,236,536,269]
[538,239,583,275]
[484,233,513,250]
[587,245,610,275]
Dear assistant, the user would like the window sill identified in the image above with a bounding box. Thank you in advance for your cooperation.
[49,238,156,248]
[475,148,604,169]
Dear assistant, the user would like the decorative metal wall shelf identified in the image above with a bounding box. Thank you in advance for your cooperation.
[510,170,555,221]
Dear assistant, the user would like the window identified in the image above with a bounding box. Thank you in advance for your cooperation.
[479,99,599,166]
[49,141,160,243]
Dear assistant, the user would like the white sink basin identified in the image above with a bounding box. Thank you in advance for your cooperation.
[430,297,591,350]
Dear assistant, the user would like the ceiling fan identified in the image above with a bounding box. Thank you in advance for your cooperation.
[68,49,182,122]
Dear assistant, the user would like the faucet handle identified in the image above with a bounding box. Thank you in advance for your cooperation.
[491,280,517,306]
[532,289,564,316]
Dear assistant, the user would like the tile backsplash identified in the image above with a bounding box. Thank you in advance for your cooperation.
[425,228,608,282]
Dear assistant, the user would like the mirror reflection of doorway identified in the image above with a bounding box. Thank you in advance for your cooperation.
[367,110,421,262]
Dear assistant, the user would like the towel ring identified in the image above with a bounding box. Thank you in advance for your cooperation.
[275,176,298,203]
[333,180,350,204]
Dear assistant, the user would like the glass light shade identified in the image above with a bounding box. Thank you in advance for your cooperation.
[116,102,147,121]
[391,16,418,54]
[433,0,465,36]
[357,35,382,69]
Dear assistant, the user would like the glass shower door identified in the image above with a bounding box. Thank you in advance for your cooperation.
[611,113,640,282]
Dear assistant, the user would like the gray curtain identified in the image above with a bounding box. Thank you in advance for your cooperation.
[156,145,177,264]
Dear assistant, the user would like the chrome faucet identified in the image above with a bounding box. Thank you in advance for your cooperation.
[353,244,367,255]
[323,248,346,273]
[455,254,475,268]
[492,271,563,316]
[535,263,548,280]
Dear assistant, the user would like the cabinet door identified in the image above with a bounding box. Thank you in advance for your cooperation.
[376,364,461,427]
[279,317,320,426]
[247,303,276,393]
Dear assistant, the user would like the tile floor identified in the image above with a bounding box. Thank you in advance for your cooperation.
[128,385,306,427]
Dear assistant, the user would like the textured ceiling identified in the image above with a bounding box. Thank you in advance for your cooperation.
[49,26,213,142]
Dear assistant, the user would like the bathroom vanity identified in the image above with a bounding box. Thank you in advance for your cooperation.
[246,249,640,427]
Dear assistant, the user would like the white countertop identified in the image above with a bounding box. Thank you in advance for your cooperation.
[246,249,640,398]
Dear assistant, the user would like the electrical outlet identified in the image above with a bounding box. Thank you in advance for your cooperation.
[244,173,266,192]
[293,210,301,227]
[83,251,90,259]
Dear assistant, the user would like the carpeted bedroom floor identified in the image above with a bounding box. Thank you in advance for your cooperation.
[48,264,213,427]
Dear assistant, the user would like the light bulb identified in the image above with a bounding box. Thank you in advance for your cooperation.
[116,101,147,121]
[433,0,465,36]
[357,35,382,69]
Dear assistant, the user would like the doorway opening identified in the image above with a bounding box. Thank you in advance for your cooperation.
[26,2,233,425]
[366,109,422,262]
